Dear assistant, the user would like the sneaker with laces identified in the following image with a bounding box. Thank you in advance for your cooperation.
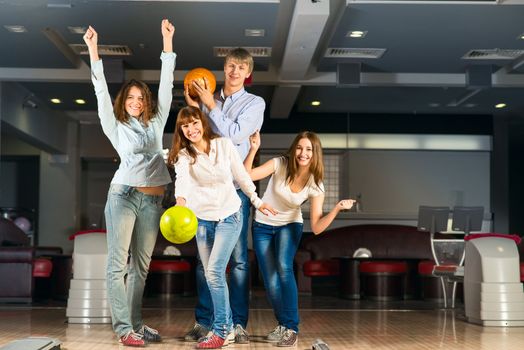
[233,324,249,344]
[119,331,145,347]
[267,325,286,342]
[277,329,298,347]
[196,333,226,349]
[137,324,162,342]
[184,323,210,342]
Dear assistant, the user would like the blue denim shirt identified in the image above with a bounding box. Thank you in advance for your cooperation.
[202,87,265,162]
[90,52,176,187]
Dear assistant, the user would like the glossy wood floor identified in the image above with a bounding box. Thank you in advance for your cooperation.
[1,294,524,350]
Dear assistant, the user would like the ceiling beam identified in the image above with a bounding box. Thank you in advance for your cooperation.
[42,27,89,70]
[270,0,330,119]
[3,68,524,88]
[269,85,302,119]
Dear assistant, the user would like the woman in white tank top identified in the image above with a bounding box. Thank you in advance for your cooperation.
[244,131,355,347]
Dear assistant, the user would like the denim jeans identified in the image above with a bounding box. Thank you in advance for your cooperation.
[105,184,162,337]
[196,211,243,338]
[194,190,251,329]
[252,221,303,332]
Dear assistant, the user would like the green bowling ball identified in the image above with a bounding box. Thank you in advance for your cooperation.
[159,206,198,244]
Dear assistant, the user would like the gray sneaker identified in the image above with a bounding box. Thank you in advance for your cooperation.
[137,325,162,343]
[267,325,286,342]
[233,324,249,344]
[184,323,210,342]
[277,329,298,347]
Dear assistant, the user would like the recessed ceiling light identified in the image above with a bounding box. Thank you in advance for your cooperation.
[518,33,524,40]
[50,98,61,104]
[464,103,476,108]
[244,29,265,37]
[346,30,367,38]
[4,25,27,33]
[311,101,321,106]
[68,26,86,34]
[428,103,440,108]
[75,99,86,105]
[495,103,506,109]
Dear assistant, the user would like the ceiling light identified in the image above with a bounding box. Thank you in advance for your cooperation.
[464,103,476,108]
[311,101,321,106]
[47,2,72,8]
[347,30,367,38]
[428,103,440,107]
[495,103,506,109]
[244,29,265,37]
[75,99,86,105]
[68,26,86,34]
[50,98,61,104]
[4,25,27,33]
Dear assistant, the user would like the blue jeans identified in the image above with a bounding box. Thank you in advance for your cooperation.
[104,184,162,337]
[194,190,251,329]
[252,221,303,332]
[196,211,242,338]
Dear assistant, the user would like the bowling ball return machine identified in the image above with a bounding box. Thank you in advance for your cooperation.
[418,206,524,326]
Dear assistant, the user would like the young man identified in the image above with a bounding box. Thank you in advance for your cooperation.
[184,48,265,344]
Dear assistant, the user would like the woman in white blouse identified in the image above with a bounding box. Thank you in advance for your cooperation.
[244,131,355,347]
[83,20,175,347]
[167,106,275,349]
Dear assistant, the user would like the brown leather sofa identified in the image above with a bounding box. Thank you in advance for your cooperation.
[294,224,434,294]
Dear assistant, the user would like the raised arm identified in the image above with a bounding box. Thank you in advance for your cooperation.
[157,19,176,126]
[83,26,99,62]
[161,19,174,53]
[83,26,117,137]
[309,195,356,235]
[244,130,275,181]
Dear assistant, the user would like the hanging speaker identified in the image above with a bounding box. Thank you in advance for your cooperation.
[337,63,361,87]
[466,65,492,89]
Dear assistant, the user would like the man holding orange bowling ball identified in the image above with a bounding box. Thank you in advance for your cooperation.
[184,48,265,346]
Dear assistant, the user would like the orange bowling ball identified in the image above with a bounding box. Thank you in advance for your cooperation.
[184,67,217,99]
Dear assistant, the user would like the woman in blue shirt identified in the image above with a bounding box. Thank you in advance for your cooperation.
[83,20,175,347]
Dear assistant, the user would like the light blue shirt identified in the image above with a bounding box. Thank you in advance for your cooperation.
[202,87,265,162]
[90,51,176,187]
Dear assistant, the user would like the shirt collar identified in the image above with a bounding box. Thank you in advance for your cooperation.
[219,87,246,102]
[190,138,217,155]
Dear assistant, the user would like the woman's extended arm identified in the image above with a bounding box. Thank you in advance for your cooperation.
[309,195,355,235]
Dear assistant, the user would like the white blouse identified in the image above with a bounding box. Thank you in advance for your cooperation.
[174,137,263,221]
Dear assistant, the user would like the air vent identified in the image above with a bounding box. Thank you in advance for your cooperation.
[69,44,132,56]
[325,48,386,59]
[213,46,271,57]
[462,49,524,60]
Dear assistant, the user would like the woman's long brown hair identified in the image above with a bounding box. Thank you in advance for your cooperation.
[113,79,156,126]
[284,131,324,189]
[167,106,218,166]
